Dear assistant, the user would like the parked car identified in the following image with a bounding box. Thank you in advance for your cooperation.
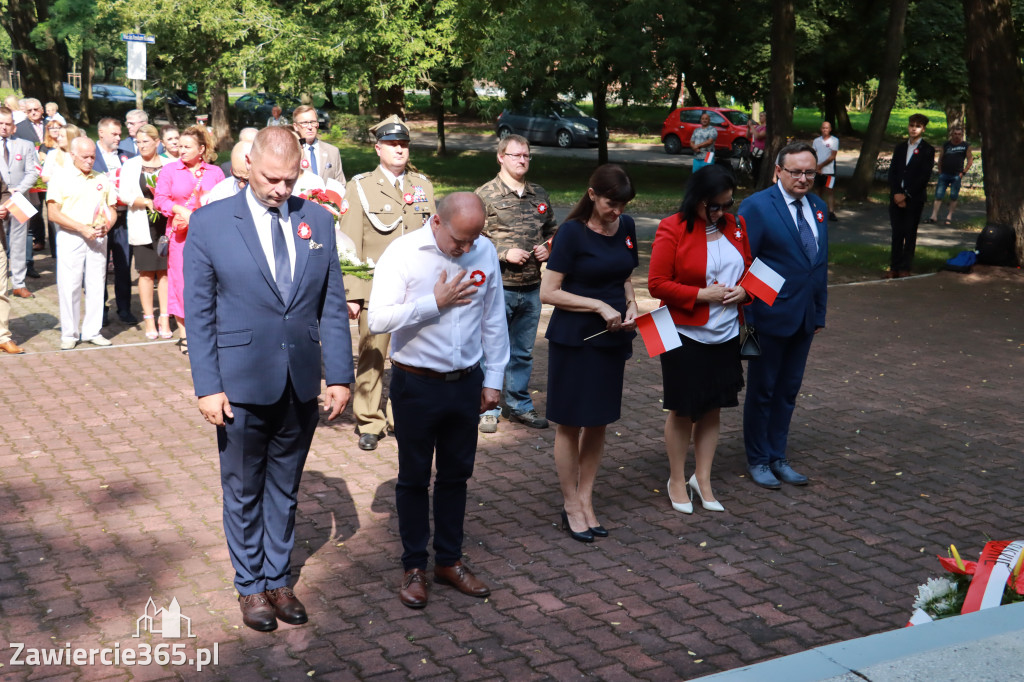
[61,82,81,114]
[144,89,199,127]
[661,107,750,157]
[232,92,330,130]
[89,83,138,119]
[495,100,601,148]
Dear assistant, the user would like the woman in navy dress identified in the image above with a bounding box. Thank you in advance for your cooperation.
[541,164,638,543]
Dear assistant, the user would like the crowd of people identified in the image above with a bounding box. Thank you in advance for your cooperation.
[1,96,955,633]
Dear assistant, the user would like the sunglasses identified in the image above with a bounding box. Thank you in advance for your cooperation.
[704,200,735,213]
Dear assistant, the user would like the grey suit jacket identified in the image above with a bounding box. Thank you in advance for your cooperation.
[0,136,41,197]
[308,139,345,184]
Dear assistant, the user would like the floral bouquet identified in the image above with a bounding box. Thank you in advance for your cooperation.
[300,182,374,281]
[909,540,1024,625]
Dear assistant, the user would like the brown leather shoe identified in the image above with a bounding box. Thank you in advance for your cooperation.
[11,288,33,298]
[265,586,307,625]
[399,568,429,609]
[434,561,490,597]
[0,340,25,354]
[238,593,278,631]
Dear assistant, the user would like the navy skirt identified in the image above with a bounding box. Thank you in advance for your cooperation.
[660,334,744,420]
[546,341,631,427]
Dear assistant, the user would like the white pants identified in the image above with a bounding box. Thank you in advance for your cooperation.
[57,229,106,341]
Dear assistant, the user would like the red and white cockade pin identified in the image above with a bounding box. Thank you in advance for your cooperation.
[815,210,824,223]
[339,199,349,214]
[469,270,486,286]
[96,182,104,191]
[538,203,548,214]
[301,159,310,169]
[734,229,743,240]
[297,222,312,239]
[913,148,919,155]
[14,154,22,161]
[625,235,634,249]
[403,192,414,205]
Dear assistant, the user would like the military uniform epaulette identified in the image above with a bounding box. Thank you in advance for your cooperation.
[351,172,372,182]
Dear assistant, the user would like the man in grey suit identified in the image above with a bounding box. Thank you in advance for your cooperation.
[0,107,41,299]
[292,105,345,186]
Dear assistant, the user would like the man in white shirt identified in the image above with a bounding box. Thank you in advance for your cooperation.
[368,192,509,610]
[812,121,839,221]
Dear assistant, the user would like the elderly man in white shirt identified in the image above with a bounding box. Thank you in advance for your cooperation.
[368,192,509,610]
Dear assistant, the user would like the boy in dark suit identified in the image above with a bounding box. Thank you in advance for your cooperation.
[888,113,935,277]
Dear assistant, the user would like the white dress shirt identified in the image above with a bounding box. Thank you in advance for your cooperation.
[368,225,510,390]
[245,187,295,280]
[378,166,405,191]
[777,181,819,242]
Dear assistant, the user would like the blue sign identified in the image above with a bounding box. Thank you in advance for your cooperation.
[120,33,155,44]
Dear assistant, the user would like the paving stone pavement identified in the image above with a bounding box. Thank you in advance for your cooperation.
[1,243,1022,681]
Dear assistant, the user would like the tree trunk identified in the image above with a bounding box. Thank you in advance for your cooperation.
[846,0,909,201]
[594,80,609,166]
[760,0,796,190]
[431,84,446,157]
[696,73,720,108]
[685,81,703,107]
[836,90,854,135]
[357,78,371,116]
[822,80,840,128]
[2,1,66,108]
[376,84,405,119]
[322,69,334,108]
[670,72,683,110]
[210,81,233,151]
[962,0,1024,264]
[80,48,95,125]
[943,103,965,134]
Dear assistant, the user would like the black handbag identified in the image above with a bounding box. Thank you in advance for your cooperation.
[156,234,170,258]
[739,324,761,359]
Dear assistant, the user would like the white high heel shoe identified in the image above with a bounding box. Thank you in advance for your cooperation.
[667,479,693,514]
[688,475,725,512]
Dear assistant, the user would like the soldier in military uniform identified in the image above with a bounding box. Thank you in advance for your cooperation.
[475,134,557,433]
[341,115,435,451]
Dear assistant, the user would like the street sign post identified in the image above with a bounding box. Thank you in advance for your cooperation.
[121,34,155,110]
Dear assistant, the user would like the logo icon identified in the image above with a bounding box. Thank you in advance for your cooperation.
[134,597,196,639]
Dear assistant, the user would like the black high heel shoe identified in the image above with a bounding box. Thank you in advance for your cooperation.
[589,525,609,538]
[560,510,594,543]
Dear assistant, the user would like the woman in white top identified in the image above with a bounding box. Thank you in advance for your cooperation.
[119,124,170,340]
[40,123,82,183]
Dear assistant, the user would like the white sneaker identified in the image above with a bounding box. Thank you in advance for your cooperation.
[478,414,498,433]
[86,335,112,347]
[60,338,78,351]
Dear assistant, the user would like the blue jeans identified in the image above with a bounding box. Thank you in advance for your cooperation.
[934,173,962,201]
[484,285,542,417]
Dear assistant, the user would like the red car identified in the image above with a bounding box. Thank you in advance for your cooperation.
[661,107,751,157]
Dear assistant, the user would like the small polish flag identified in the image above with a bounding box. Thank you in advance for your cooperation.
[740,257,786,306]
[636,306,682,357]
[825,176,836,189]
[703,151,715,163]
[2,193,38,223]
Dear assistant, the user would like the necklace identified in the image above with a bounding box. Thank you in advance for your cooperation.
[587,218,616,236]
[707,230,723,284]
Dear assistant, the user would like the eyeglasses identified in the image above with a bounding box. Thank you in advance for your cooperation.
[704,200,735,213]
[504,153,531,160]
[294,120,319,128]
[781,168,816,179]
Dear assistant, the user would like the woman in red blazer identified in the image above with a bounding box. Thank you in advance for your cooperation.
[648,165,752,514]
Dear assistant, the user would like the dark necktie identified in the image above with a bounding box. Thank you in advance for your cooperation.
[308,144,318,175]
[792,199,817,260]
[269,207,292,302]
[3,138,8,165]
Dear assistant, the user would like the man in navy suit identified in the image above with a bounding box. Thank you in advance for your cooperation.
[184,126,354,631]
[887,113,935,277]
[737,142,828,489]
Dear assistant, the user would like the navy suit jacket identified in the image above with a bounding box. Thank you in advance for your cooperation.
[184,190,354,405]
[737,184,828,337]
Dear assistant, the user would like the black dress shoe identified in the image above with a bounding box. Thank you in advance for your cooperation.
[238,593,277,631]
[560,510,594,543]
[589,525,609,538]
[400,568,429,608]
[358,433,379,451]
[118,311,139,325]
[265,586,308,625]
[25,267,41,279]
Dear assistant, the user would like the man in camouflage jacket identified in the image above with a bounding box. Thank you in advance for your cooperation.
[474,134,557,432]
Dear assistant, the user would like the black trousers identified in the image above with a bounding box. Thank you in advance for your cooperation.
[391,365,482,570]
[889,198,926,272]
[104,213,133,315]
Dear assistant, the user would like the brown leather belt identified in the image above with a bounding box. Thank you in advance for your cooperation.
[392,360,480,382]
